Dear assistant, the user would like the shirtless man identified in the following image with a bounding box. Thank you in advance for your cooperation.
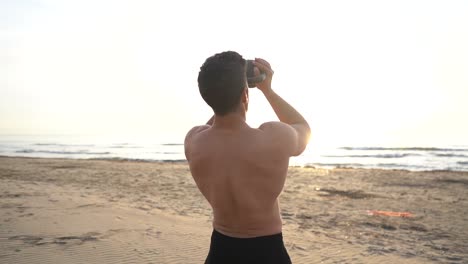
[184,51,311,263]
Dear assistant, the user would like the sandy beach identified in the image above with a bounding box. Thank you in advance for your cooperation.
[0,156,467,263]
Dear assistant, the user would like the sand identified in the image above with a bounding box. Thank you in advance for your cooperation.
[0,156,467,263]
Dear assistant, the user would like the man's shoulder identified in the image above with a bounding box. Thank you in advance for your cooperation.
[187,125,211,136]
[184,125,210,145]
[184,125,211,160]
[258,121,296,137]
[257,121,298,156]
[259,121,290,130]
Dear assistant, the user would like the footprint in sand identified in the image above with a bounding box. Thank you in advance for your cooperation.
[8,232,102,246]
[76,203,106,209]
[19,213,34,217]
[8,235,43,245]
[0,203,23,209]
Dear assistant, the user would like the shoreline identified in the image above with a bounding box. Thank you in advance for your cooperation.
[1,155,466,173]
[1,156,467,263]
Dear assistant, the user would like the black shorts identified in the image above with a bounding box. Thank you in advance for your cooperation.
[205,229,292,264]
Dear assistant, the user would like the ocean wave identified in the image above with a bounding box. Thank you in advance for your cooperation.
[341,147,468,152]
[33,143,65,146]
[305,162,433,171]
[33,143,95,147]
[16,149,110,155]
[88,157,157,162]
[457,161,468,165]
[109,146,142,149]
[109,143,143,148]
[161,143,183,146]
[88,157,187,163]
[305,163,365,168]
[433,153,468,158]
[323,153,418,158]
[376,163,417,168]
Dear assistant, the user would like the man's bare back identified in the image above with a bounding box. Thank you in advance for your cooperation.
[185,120,294,237]
[185,53,310,262]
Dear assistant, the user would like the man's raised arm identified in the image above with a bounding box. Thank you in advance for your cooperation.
[254,58,311,156]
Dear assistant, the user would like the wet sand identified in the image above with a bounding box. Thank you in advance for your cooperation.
[0,156,467,263]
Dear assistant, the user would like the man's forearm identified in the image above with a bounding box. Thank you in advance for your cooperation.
[262,89,309,126]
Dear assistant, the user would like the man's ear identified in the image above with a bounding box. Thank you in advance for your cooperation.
[242,87,249,104]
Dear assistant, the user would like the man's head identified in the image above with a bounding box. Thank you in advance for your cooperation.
[198,51,248,116]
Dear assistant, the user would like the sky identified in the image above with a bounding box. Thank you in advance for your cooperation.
[1,0,467,147]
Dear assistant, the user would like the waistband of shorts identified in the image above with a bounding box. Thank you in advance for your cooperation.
[212,229,283,242]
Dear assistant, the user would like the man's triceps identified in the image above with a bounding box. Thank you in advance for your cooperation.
[262,122,299,157]
[291,124,311,156]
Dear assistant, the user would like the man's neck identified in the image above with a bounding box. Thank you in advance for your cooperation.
[212,112,247,130]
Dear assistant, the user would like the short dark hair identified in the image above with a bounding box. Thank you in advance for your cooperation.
[198,51,247,116]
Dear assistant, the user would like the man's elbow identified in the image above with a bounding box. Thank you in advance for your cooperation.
[293,126,311,156]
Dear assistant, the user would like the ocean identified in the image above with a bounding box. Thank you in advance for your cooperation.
[1,135,467,172]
